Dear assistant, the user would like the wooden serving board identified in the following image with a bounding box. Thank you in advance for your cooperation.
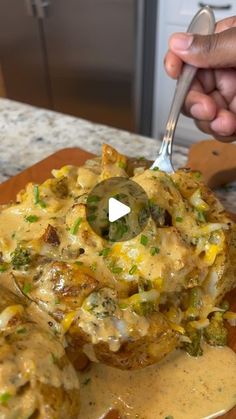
[0,146,236,419]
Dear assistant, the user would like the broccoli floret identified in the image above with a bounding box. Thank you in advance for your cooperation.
[204,312,228,346]
[11,246,31,270]
[183,324,203,357]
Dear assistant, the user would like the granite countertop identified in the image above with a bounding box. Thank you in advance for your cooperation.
[0,98,235,212]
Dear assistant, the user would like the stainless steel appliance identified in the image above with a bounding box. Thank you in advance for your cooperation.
[0,0,157,134]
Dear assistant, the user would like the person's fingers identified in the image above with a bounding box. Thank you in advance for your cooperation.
[215,15,236,33]
[215,69,236,103]
[229,96,236,114]
[209,90,228,110]
[210,109,236,136]
[195,113,236,142]
[197,69,215,94]
[183,89,217,120]
[168,27,236,68]
[164,50,183,79]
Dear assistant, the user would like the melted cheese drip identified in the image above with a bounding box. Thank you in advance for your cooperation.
[79,345,236,419]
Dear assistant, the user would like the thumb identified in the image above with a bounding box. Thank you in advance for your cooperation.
[169,27,236,68]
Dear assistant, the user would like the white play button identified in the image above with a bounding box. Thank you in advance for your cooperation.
[108,197,131,222]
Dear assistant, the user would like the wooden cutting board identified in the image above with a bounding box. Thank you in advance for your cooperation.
[0,146,236,419]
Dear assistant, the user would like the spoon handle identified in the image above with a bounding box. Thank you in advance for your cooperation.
[151,6,215,172]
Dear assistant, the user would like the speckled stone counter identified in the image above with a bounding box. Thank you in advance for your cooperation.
[0,98,235,212]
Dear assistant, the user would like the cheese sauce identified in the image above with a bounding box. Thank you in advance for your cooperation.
[79,345,236,419]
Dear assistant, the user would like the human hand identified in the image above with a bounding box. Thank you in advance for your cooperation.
[164,16,236,142]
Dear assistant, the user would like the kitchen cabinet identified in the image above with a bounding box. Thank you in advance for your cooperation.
[153,0,236,144]
[0,0,157,133]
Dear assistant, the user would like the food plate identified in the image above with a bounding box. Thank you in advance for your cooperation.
[1,146,236,419]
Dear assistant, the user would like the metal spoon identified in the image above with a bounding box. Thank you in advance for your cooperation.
[151,6,215,172]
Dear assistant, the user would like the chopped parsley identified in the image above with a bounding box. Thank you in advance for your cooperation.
[175,216,183,222]
[70,217,83,235]
[99,248,110,257]
[140,234,148,246]
[22,283,32,294]
[25,215,39,223]
[0,392,11,405]
[150,246,160,256]
[129,265,137,275]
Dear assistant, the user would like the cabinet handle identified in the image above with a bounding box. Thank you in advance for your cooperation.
[34,0,50,19]
[198,2,232,10]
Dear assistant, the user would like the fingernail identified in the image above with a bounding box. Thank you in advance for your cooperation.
[190,104,203,119]
[210,118,228,135]
[170,34,193,51]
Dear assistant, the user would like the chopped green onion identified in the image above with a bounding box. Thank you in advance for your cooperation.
[17,327,27,334]
[194,171,202,179]
[118,161,126,169]
[70,217,83,235]
[39,201,47,208]
[175,216,183,222]
[51,353,58,364]
[99,248,110,257]
[87,214,96,222]
[152,167,159,171]
[83,378,91,385]
[90,262,97,272]
[0,263,8,272]
[140,234,148,246]
[197,210,206,223]
[129,265,137,275]
[111,266,123,274]
[75,261,83,266]
[150,246,160,256]
[33,185,46,208]
[0,392,11,405]
[54,298,61,305]
[34,184,40,204]
[22,283,32,294]
[25,215,39,223]
[87,195,100,203]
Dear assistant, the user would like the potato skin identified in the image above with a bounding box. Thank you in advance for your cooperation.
[0,286,80,419]
[93,328,178,370]
[67,312,178,370]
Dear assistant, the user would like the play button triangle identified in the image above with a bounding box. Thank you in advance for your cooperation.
[108,197,131,223]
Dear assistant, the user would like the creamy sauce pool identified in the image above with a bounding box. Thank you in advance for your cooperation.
[78,345,236,419]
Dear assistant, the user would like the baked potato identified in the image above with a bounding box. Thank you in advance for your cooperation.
[0,144,235,371]
[0,285,80,419]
